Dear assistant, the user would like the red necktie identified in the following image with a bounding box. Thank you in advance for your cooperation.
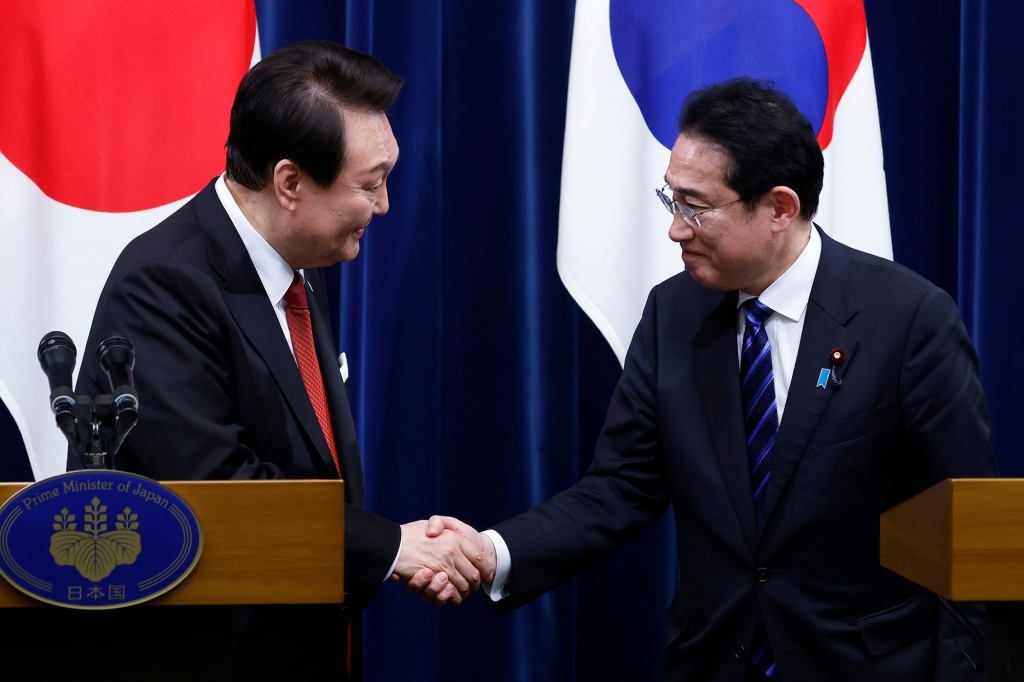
[285,273,352,676]
[284,273,341,477]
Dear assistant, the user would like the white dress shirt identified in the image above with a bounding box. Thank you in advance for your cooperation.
[736,226,821,422]
[214,174,303,357]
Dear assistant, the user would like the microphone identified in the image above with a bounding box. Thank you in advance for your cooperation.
[98,335,137,398]
[97,335,139,456]
[37,331,80,448]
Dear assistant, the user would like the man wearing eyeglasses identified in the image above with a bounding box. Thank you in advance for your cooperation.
[425,78,998,680]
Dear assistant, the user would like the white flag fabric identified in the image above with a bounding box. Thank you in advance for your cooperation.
[0,2,258,479]
[557,0,890,366]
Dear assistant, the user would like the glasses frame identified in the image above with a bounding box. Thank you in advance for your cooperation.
[656,184,742,228]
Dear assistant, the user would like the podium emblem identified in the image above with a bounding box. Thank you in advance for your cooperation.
[0,471,202,608]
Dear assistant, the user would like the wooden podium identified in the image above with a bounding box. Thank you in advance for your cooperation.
[880,478,1024,681]
[0,479,345,680]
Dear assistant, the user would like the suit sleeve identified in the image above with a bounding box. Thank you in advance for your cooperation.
[73,260,401,604]
[897,287,997,676]
[900,287,997,481]
[343,505,401,606]
[78,261,292,479]
[490,288,672,611]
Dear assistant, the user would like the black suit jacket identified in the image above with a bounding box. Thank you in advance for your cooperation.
[71,179,400,678]
[493,229,998,681]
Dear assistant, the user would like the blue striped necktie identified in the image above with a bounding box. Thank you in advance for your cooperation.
[741,298,778,523]
[741,298,778,679]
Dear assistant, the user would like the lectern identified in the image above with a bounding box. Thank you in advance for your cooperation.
[0,479,345,680]
[880,478,1024,681]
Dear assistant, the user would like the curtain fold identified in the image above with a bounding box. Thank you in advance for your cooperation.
[324,3,673,679]
[958,0,1024,477]
[1,0,1020,678]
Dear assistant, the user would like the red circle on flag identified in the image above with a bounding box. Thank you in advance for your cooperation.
[792,0,867,150]
[0,2,256,213]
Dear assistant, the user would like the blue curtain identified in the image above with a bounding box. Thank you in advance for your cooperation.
[2,1,1022,679]
[957,1,1024,478]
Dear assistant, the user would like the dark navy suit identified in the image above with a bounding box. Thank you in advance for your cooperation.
[72,178,398,679]
[493,229,998,680]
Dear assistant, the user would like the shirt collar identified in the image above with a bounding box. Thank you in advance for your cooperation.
[214,173,300,306]
[737,226,821,321]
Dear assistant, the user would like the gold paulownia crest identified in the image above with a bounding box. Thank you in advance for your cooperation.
[49,496,142,582]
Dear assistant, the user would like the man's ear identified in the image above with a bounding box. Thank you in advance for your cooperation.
[272,159,301,211]
[767,185,801,233]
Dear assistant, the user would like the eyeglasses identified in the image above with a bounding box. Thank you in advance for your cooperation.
[656,184,742,228]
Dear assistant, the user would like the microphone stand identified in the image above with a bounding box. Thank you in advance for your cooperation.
[39,332,139,471]
[65,390,137,470]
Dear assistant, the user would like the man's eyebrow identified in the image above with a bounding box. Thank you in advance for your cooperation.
[665,177,711,203]
[367,150,400,175]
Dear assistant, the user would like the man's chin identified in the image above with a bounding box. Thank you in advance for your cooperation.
[317,242,360,266]
[685,266,730,292]
[339,243,360,263]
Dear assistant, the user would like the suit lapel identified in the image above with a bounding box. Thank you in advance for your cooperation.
[693,291,759,548]
[306,271,365,506]
[760,230,859,529]
[192,184,341,480]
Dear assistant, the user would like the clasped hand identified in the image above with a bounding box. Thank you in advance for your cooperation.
[392,516,496,606]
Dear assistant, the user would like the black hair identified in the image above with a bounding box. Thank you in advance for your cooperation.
[678,78,823,220]
[225,40,404,191]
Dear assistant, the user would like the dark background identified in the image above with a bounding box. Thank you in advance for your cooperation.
[1,2,1018,680]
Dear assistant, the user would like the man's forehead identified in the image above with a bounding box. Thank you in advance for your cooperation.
[342,108,392,138]
[665,134,732,189]
[341,110,398,170]
[670,133,730,163]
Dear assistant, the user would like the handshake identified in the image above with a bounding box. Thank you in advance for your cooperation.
[392,516,497,606]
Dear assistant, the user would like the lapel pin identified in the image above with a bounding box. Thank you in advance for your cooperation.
[817,348,846,389]
[829,347,845,388]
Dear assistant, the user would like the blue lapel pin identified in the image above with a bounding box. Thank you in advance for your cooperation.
[817,348,846,389]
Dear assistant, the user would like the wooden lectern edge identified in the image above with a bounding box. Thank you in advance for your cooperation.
[0,478,345,609]
[880,478,1024,601]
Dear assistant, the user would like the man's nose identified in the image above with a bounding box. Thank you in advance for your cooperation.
[668,213,693,242]
[374,184,390,215]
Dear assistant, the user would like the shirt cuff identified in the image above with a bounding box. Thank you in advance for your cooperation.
[384,536,401,582]
[481,529,511,601]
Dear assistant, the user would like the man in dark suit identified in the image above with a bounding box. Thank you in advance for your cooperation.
[426,78,999,680]
[71,40,489,680]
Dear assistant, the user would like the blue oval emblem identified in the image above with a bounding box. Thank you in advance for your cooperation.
[0,471,202,609]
